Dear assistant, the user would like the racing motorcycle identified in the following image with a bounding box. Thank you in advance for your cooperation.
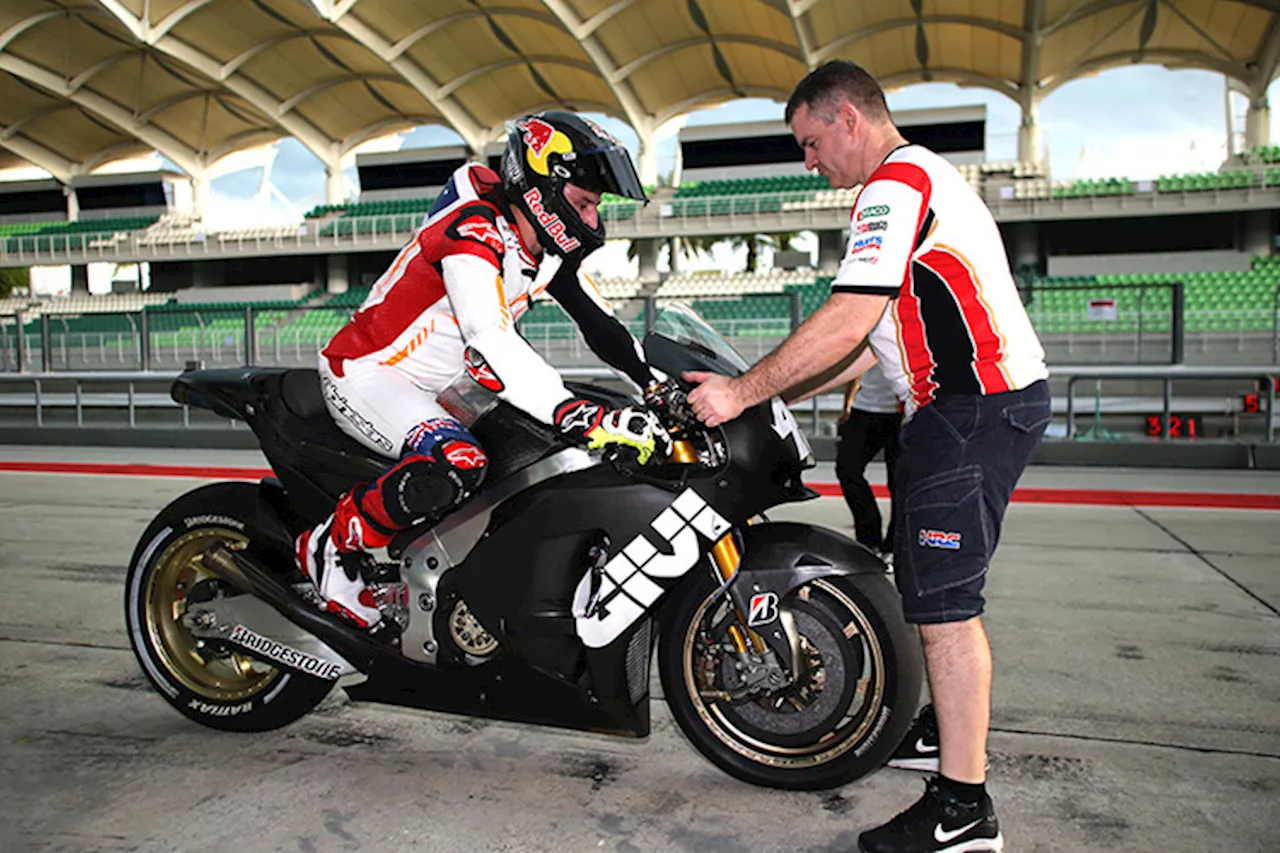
[125,305,922,790]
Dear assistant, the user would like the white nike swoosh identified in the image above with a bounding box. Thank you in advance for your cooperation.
[915,738,938,753]
[934,820,981,844]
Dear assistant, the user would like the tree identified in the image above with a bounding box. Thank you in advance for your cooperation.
[0,268,29,298]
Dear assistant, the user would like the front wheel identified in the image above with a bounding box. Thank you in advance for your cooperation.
[125,482,334,732]
[659,566,922,790]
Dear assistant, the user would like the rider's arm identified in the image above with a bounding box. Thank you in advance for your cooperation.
[441,247,572,426]
[544,260,655,391]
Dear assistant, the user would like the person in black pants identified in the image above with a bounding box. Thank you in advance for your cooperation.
[836,361,902,560]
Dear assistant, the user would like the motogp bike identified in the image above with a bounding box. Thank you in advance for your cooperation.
[125,305,922,790]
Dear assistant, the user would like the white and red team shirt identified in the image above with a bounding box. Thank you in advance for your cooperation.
[322,163,620,425]
[832,145,1047,417]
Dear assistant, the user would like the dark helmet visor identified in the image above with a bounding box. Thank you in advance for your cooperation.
[569,145,648,202]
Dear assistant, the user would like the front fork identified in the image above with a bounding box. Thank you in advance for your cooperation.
[707,522,801,686]
[667,438,800,687]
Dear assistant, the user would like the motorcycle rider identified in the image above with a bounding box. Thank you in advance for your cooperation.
[297,111,667,632]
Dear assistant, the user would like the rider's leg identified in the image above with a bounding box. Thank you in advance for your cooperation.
[298,362,488,628]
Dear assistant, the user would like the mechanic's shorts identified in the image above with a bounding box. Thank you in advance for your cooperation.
[891,380,1051,624]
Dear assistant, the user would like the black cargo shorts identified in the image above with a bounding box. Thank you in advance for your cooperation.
[890,380,1051,624]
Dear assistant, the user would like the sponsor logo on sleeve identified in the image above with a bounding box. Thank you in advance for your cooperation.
[464,346,505,393]
[227,625,344,680]
[855,219,888,233]
[856,204,891,221]
[455,218,505,255]
[918,529,962,550]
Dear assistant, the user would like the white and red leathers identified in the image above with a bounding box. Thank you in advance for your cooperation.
[299,162,655,630]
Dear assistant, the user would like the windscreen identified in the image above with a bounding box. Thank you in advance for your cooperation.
[649,304,750,373]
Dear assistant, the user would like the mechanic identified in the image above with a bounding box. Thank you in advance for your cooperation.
[684,61,1051,853]
[298,111,667,633]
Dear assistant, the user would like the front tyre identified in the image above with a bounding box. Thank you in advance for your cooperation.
[659,566,922,790]
[125,482,333,732]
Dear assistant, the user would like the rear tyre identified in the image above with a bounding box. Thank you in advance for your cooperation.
[125,482,333,732]
[659,566,922,790]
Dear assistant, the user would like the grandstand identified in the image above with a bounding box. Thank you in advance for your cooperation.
[0,0,1276,449]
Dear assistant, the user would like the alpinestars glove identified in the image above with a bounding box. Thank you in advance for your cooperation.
[553,399,671,464]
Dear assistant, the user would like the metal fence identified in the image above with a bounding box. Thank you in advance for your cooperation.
[2,301,1278,375]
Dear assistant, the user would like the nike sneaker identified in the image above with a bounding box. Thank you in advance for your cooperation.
[888,704,940,771]
[858,777,1003,853]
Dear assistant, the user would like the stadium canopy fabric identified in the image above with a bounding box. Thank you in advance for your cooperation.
[1,0,1277,181]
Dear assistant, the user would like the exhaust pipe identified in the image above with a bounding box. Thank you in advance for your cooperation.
[201,543,391,674]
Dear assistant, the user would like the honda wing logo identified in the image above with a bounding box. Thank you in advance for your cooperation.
[574,489,730,648]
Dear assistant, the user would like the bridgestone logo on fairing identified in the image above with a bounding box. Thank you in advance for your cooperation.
[227,625,343,680]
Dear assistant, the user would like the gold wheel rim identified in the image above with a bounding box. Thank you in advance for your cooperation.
[682,579,886,770]
[144,527,280,701]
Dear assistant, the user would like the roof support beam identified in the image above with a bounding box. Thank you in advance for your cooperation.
[1251,17,1280,97]
[389,8,563,59]
[278,74,403,115]
[814,16,1026,64]
[0,103,78,141]
[0,10,68,52]
[150,0,217,41]
[580,0,642,37]
[318,10,487,153]
[340,114,437,154]
[1019,0,1045,164]
[772,0,816,68]
[96,0,343,169]
[655,86,792,125]
[1040,50,1250,94]
[0,128,77,183]
[538,0,654,135]
[437,55,600,99]
[615,36,804,81]
[0,54,204,175]
[877,68,1019,99]
[1044,0,1280,39]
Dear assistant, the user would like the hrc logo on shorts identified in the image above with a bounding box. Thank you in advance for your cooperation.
[918,529,962,550]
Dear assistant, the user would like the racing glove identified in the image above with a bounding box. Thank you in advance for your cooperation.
[553,398,671,465]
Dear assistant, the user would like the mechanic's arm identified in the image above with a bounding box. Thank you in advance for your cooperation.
[686,168,925,427]
[545,259,655,391]
[785,341,878,405]
[686,292,888,426]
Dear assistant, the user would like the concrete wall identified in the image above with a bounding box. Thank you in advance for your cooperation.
[1047,250,1255,277]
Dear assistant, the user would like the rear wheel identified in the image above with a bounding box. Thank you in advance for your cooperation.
[125,482,333,732]
[659,566,921,790]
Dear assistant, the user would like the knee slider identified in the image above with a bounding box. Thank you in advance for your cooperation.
[377,445,486,527]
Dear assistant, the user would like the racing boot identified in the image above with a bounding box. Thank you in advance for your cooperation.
[295,489,396,631]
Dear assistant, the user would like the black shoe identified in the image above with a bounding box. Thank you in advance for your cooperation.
[887,704,939,772]
[858,777,1003,853]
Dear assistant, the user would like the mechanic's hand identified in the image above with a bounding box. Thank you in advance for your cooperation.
[554,399,671,464]
[683,371,746,427]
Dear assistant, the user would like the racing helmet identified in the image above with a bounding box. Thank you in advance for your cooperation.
[502,111,648,260]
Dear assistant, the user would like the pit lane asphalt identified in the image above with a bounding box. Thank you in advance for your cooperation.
[0,448,1276,853]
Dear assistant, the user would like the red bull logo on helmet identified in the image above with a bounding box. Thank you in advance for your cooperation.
[518,117,572,177]
[522,188,581,254]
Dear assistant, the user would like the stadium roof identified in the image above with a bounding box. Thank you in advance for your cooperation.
[1,0,1278,189]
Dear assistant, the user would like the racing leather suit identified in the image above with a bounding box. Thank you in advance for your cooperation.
[299,162,656,629]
